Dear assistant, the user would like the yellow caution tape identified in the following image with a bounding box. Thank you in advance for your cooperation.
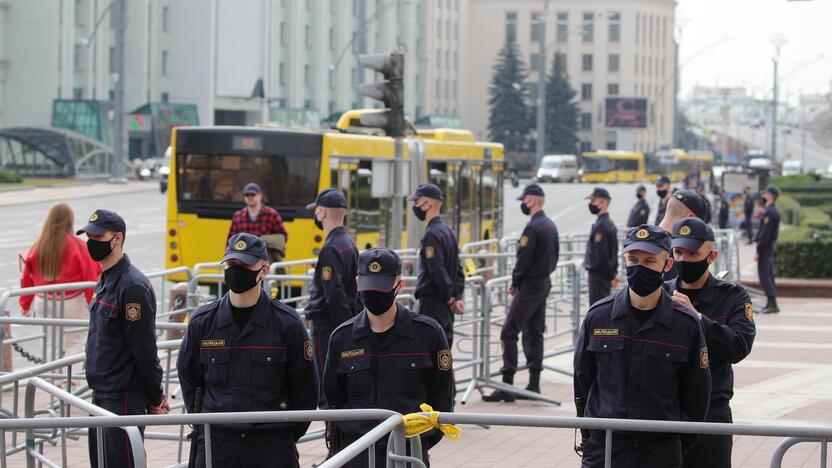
[401,404,461,442]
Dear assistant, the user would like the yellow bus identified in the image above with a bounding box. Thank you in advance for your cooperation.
[690,150,714,184]
[646,148,687,183]
[164,113,504,281]
[580,150,645,183]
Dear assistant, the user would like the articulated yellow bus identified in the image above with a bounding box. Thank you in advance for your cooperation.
[580,150,645,183]
[164,111,504,281]
[646,148,687,183]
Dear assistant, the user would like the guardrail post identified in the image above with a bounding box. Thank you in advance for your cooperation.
[604,430,612,468]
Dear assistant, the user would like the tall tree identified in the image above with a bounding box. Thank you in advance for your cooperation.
[544,54,579,154]
[487,40,532,153]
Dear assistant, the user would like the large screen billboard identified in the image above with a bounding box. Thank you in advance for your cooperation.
[605,98,648,128]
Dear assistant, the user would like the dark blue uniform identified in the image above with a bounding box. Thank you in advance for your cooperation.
[718,197,729,229]
[665,275,756,468]
[306,226,362,406]
[655,197,668,225]
[573,289,712,468]
[499,211,559,378]
[743,194,755,241]
[177,290,318,468]
[627,199,650,227]
[86,254,163,468]
[584,213,618,305]
[755,203,780,303]
[324,304,453,468]
[415,216,464,345]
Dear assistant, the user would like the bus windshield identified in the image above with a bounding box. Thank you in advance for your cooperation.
[177,152,320,210]
[581,156,610,173]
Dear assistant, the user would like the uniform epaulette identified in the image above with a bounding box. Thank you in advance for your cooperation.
[331,315,360,336]
[190,300,220,320]
[587,294,616,315]
[410,311,445,331]
[672,301,702,323]
[271,298,303,321]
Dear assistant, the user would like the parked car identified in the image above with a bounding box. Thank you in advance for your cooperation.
[536,154,579,183]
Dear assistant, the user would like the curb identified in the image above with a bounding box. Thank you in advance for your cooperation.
[740,278,832,298]
[0,184,159,207]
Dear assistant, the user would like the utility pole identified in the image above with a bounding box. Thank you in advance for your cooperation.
[770,36,786,162]
[534,5,547,164]
[111,0,127,183]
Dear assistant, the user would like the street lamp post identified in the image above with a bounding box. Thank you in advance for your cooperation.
[534,8,547,165]
[111,0,127,183]
[770,35,786,162]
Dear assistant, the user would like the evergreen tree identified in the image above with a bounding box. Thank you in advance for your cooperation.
[544,54,579,154]
[487,40,532,153]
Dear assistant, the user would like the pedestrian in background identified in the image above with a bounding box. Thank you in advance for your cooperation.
[742,186,754,244]
[755,186,781,314]
[227,182,288,263]
[19,202,101,316]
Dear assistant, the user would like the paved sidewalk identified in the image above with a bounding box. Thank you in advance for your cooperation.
[0,180,157,207]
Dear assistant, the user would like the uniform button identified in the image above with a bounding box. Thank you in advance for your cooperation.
[411,362,416,368]
[267,356,272,362]
[211,357,215,363]
[665,353,670,358]
[241,433,246,438]
[602,344,608,349]
[350,365,355,371]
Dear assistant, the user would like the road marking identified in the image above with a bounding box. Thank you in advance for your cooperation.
[752,341,832,349]
[759,325,832,332]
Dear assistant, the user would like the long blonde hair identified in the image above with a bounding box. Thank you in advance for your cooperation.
[34,203,75,281]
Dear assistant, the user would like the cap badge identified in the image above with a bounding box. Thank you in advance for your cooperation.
[369,261,382,273]
[234,240,247,250]
[675,193,684,200]
[89,213,99,222]
[680,225,692,236]
[635,229,649,239]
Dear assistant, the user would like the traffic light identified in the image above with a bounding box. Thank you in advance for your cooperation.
[358,52,404,137]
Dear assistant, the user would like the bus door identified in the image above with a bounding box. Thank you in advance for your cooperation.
[330,158,385,249]
[429,161,459,237]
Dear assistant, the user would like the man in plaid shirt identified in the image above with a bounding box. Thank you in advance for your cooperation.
[227,182,289,242]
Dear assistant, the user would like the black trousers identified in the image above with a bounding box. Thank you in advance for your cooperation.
[311,319,336,408]
[757,247,777,300]
[195,432,299,468]
[683,403,733,468]
[416,298,454,346]
[582,432,682,468]
[500,277,549,375]
[587,270,611,307]
[88,390,148,468]
[744,215,753,240]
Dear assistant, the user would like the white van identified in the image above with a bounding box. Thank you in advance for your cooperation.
[782,160,802,176]
[536,154,579,183]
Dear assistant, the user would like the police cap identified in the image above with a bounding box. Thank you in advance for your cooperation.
[516,183,545,200]
[358,248,402,292]
[673,189,707,220]
[223,233,269,265]
[585,187,611,200]
[76,209,126,236]
[623,224,672,255]
[671,217,715,252]
[656,175,671,185]
[764,185,780,198]
[306,188,348,210]
[408,183,444,202]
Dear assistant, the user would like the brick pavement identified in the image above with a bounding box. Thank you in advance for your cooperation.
[3,242,830,467]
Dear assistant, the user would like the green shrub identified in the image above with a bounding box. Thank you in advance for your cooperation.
[778,196,803,225]
[0,170,22,184]
[774,230,832,278]
[788,193,832,206]
[799,207,832,232]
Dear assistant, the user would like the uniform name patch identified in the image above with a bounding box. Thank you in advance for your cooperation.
[593,328,619,336]
[763,216,769,223]
[304,340,313,361]
[125,303,141,321]
[341,348,365,359]
[594,232,604,243]
[519,236,529,247]
[321,266,332,281]
[437,349,452,371]
[699,347,709,369]
[745,303,754,323]
[424,246,435,259]
[639,209,646,216]
[200,339,226,348]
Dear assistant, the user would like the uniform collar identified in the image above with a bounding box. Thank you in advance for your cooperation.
[216,289,272,331]
[102,254,131,278]
[532,211,546,219]
[611,287,675,330]
[597,212,610,220]
[427,216,444,227]
[327,226,346,240]
[352,303,413,340]
[666,272,716,308]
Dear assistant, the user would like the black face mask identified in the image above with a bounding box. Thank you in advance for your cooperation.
[360,286,398,315]
[588,203,600,215]
[412,205,427,221]
[87,236,116,262]
[677,256,711,283]
[657,189,668,199]
[626,263,666,297]
[637,192,644,200]
[520,202,531,216]
[314,216,324,231]
[224,265,263,294]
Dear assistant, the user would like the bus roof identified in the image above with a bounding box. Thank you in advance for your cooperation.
[582,150,644,158]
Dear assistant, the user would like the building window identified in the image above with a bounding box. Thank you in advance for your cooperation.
[109,47,116,73]
[608,83,619,95]
[580,141,592,152]
[581,83,592,101]
[608,54,619,72]
[447,20,451,39]
[455,22,459,40]
[530,12,543,42]
[329,27,335,50]
[329,100,336,114]
[437,19,442,38]
[556,12,568,42]
[454,51,458,70]
[281,22,287,46]
[582,12,594,42]
[304,65,311,85]
[582,54,593,72]
[304,99,313,109]
[436,79,441,99]
[554,52,567,71]
[161,50,169,76]
[437,49,442,69]
[505,12,517,42]
[446,50,451,69]
[530,53,542,72]
[72,87,83,99]
[329,69,336,89]
[162,6,170,32]
[73,45,82,71]
[606,141,616,150]
[608,11,620,42]
[305,25,311,47]
[161,92,169,102]
[280,62,287,85]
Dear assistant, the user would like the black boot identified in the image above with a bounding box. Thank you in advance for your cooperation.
[482,373,516,402]
[516,371,541,400]
[762,298,780,314]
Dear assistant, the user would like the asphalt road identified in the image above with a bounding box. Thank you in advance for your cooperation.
[0,180,653,292]
[709,122,832,172]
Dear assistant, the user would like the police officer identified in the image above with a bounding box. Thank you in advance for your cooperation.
[583,187,618,306]
[627,185,650,227]
[304,188,362,406]
[324,248,453,467]
[77,209,169,467]
[410,183,465,346]
[755,186,781,314]
[655,175,672,225]
[665,217,756,468]
[743,186,755,244]
[177,233,318,468]
[718,189,730,230]
[574,224,711,468]
[658,189,708,281]
[483,183,558,402]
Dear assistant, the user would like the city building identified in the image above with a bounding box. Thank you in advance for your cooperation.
[460,0,677,153]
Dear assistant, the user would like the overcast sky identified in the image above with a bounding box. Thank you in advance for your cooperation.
[676,0,831,103]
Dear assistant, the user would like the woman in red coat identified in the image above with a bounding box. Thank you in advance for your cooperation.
[20,203,101,316]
